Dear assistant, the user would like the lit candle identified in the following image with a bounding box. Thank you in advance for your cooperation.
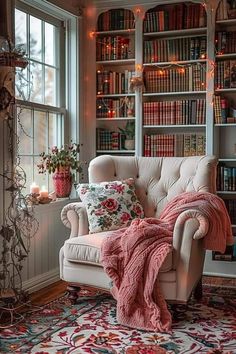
[30,182,40,195]
[39,185,49,198]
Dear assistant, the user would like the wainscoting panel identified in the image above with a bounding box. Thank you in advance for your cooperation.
[21,199,74,292]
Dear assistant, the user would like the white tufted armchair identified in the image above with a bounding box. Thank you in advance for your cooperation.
[60,155,217,303]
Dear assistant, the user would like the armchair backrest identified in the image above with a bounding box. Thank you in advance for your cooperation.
[88,155,217,218]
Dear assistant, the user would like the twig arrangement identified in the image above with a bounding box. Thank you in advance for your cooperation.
[0,38,38,328]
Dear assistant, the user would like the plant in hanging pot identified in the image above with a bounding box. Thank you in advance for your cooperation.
[37,143,82,198]
[119,120,135,150]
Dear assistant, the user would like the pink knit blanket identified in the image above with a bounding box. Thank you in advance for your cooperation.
[101,192,234,332]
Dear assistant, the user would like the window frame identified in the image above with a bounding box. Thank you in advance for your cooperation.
[15,0,80,192]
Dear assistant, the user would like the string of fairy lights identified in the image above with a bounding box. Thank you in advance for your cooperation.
[92,1,225,116]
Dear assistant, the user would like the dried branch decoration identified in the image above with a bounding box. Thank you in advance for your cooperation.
[0,38,39,328]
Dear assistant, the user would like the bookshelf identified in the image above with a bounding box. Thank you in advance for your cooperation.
[212,0,236,268]
[93,1,236,275]
[95,9,136,154]
[142,2,207,157]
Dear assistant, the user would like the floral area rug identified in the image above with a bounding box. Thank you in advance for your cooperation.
[0,285,235,354]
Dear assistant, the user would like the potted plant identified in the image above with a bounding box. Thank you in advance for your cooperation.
[37,143,82,198]
[119,121,135,150]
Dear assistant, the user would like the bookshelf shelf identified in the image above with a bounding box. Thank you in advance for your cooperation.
[143,124,206,129]
[96,29,135,35]
[217,191,236,195]
[143,27,207,38]
[143,91,206,96]
[143,59,207,66]
[97,117,135,121]
[216,53,236,59]
[215,123,236,126]
[96,59,135,65]
[215,88,236,93]
[96,150,135,153]
[97,94,135,98]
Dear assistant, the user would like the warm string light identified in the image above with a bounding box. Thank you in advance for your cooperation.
[97,97,129,117]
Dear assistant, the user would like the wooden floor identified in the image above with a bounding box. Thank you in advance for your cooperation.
[30,276,236,306]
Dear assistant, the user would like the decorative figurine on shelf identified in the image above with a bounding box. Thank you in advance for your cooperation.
[125,97,135,117]
[129,75,145,93]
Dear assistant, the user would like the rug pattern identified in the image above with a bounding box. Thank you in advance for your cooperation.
[0,286,235,354]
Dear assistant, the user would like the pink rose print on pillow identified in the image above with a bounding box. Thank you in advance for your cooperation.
[121,212,131,223]
[101,198,119,212]
[132,204,143,216]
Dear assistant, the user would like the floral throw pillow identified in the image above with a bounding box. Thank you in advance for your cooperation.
[77,178,144,233]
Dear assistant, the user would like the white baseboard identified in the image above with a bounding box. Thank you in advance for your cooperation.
[22,268,60,293]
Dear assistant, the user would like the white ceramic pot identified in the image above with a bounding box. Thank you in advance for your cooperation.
[124,139,135,150]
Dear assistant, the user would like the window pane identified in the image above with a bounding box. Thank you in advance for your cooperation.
[15,9,27,49]
[45,66,56,106]
[34,157,48,189]
[34,110,47,154]
[45,22,55,65]
[20,156,33,194]
[30,15,42,61]
[15,66,29,100]
[49,113,59,147]
[17,108,33,155]
[30,62,43,103]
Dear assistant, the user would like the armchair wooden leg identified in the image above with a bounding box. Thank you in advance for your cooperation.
[67,285,81,304]
[193,278,202,300]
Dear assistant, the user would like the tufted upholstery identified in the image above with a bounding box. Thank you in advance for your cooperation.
[60,155,217,303]
[89,155,216,218]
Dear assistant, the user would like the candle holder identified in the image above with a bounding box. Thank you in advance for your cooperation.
[26,193,40,206]
[37,196,52,204]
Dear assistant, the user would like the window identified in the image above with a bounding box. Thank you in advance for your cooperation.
[14,0,79,194]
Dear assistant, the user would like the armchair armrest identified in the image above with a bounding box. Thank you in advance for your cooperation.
[172,209,209,302]
[172,209,209,268]
[61,202,89,238]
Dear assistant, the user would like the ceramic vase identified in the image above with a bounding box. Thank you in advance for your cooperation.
[52,167,72,198]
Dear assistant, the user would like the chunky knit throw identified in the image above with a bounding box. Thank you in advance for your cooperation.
[101,192,234,332]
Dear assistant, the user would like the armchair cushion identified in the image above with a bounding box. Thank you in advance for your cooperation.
[63,231,173,272]
[77,178,144,233]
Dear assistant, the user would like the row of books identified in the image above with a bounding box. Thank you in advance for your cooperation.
[216,31,236,55]
[215,60,236,89]
[97,9,135,32]
[212,245,236,261]
[216,0,236,21]
[213,95,232,123]
[96,129,126,150]
[143,36,207,63]
[143,133,205,157]
[144,64,206,93]
[96,97,135,118]
[96,36,133,61]
[143,3,206,32]
[96,70,135,95]
[217,164,236,191]
[143,99,206,126]
[224,199,236,224]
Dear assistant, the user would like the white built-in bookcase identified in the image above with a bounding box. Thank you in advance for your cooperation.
[89,0,235,276]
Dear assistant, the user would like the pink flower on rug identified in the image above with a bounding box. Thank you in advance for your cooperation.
[126,344,167,354]
[101,198,118,212]
[89,331,120,346]
[58,331,67,337]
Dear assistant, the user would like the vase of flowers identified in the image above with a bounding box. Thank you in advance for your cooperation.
[38,143,82,198]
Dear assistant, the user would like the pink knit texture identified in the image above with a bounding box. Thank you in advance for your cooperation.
[101,192,234,332]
